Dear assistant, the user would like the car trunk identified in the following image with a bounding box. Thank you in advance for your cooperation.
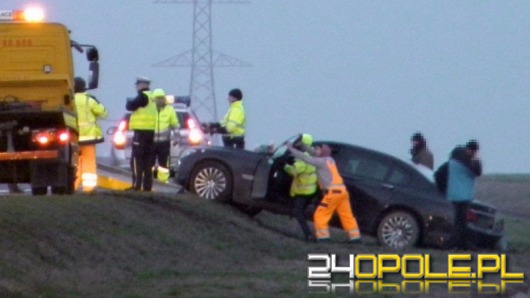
[467,200,504,248]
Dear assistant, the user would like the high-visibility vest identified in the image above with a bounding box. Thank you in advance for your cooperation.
[285,154,317,196]
[325,158,345,189]
[221,100,245,136]
[74,92,108,144]
[129,91,157,130]
[155,105,179,142]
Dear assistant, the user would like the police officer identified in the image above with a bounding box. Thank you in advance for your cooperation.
[74,77,108,192]
[126,76,156,191]
[284,134,318,241]
[152,88,179,183]
[220,88,245,149]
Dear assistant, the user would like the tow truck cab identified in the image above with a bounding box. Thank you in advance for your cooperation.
[0,8,99,195]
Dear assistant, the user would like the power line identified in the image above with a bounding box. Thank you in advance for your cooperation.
[153,0,251,122]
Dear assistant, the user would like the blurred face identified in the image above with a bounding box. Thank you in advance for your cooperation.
[314,146,322,157]
[135,82,148,91]
[467,148,478,158]
[228,96,237,103]
[155,97,166,107]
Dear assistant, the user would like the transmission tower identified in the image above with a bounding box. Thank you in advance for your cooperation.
[153,0,251,122]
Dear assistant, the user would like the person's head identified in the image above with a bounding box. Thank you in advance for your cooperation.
[315,144,331,157]
[411,132,426,147]
[135,76,151,91]
[74,77,86,93]
[152,88,166,108]
[293,133,313,151]
[228,88,243,103]
[465,139,479,157]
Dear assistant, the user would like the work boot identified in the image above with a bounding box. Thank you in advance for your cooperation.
[348,238,362,244]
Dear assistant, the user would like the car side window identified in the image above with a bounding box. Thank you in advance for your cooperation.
[388,167,410,185]
[342,155,390,182]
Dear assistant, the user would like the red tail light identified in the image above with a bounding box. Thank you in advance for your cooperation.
[118,119,128,131]
[187,118,197,129]
[36,132,50,145]
[466,209,479,223]
[58,131,70,143]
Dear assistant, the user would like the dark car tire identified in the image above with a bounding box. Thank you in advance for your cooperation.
[190,161,232,202]
[377,211,420,249]
[31,186,47,196]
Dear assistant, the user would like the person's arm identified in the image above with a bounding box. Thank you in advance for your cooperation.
[284,159,307,176]
[169,109,180,145]
[287,143,326,168]
[89,96,108,119]
[470,159,482,176]
[126,91,149,112]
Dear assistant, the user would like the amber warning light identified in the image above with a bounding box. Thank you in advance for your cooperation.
[0,8,45,22]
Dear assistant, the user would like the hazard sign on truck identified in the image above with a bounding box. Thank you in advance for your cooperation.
[0,7,100,195]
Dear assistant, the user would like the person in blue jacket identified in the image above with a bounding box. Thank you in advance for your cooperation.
[446,139,482,249]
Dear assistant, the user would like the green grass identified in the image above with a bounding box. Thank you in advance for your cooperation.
[0,177,528,297]
[483,173,530,182]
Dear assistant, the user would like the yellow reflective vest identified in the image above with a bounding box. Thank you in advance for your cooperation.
[129,91,157,131]
[74,92,108,144]
[155,105,180,142]
[221,100,245,137]
[284,153,318,196]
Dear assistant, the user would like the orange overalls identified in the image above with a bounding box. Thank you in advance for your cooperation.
[314,160,361,241]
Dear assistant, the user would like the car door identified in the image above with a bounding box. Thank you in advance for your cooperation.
[334,148,395,232]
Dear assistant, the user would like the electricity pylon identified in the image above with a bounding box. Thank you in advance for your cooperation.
[153,0,251,122]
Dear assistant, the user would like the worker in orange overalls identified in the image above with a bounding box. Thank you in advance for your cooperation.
[74,77,108,192]
[287,142,361,243]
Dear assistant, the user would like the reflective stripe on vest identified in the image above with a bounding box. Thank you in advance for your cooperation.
[129,91,156,130]
[325,159,346,190]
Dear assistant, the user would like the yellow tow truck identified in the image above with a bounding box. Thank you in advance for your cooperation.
[0,7,100,195]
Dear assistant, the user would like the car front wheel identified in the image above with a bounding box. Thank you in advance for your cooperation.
[190,161,232,202]
[377,211,419,249]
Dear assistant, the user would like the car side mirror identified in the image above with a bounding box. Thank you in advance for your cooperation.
[87,61,99,89]
[86,47,99,62]
[106,127,117,135]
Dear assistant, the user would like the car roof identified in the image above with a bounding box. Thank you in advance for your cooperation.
[315,140,434,184]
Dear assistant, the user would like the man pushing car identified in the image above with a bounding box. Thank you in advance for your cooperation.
[287,141,361,243]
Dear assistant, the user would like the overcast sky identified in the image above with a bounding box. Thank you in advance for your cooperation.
[4,0,530,173]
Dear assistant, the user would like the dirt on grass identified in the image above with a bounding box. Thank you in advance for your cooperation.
[0,175,528,297]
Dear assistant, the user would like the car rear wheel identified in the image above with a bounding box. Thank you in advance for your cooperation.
[190,161,232,202]
[377,211,419,249]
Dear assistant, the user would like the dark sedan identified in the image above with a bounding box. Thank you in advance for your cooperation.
[174,137,504,249]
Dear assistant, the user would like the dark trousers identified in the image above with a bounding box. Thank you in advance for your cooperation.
[292,195,314,238]
[153,141,171,168]
[131,130,155,191]
[222,136,245,149]
[452,201,470,249]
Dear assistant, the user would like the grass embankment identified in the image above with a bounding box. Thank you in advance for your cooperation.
[0,174,527,297]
